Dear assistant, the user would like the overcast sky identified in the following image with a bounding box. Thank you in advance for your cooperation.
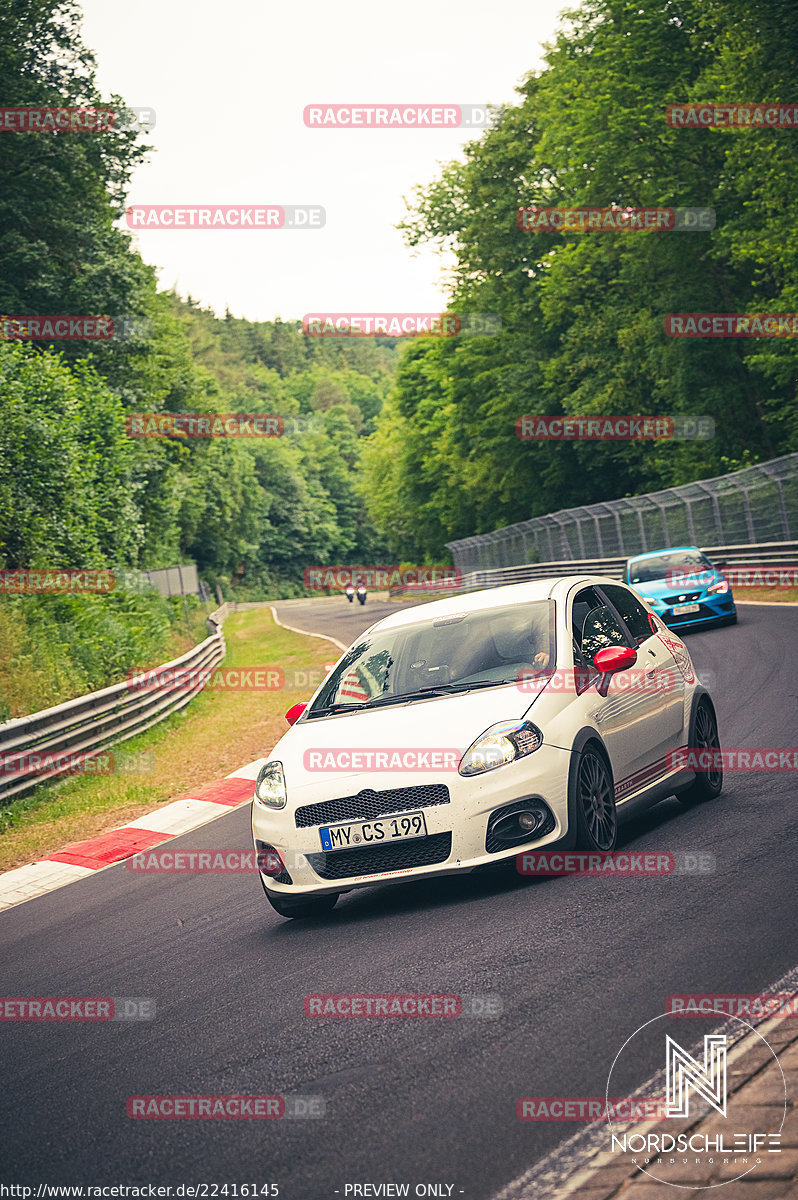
[79,0,568,322]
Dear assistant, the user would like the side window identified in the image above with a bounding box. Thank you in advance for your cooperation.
[571,587,630,669]
[601,584,653,646]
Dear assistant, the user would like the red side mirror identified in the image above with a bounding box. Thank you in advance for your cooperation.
[593,646,637,697]
[285,702,307,725]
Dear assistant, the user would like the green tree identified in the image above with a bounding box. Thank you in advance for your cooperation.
[365,0,798,556]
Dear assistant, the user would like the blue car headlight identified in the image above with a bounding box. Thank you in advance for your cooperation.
[707,579,729,595]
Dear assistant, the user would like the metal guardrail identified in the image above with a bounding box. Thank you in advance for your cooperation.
[446,453,798,571]
[389,541,798,599]
[206,602,232,631]
[0,616,229,805]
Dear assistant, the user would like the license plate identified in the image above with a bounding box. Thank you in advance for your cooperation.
[672,603,700,615]
[319,811,428,852]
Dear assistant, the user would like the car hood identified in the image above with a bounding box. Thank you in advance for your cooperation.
[268,684,536,801]
[630,571,719,600]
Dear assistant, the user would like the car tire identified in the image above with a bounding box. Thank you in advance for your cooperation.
[573,744,617,851]
[676,697,723,807]
[264,888,339,919]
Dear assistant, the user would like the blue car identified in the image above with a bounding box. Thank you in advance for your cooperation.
[625,546,737,630]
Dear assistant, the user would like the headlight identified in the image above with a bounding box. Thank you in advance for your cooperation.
[707,579,729,595]
[459,721,543,777]
[254,761,287,809]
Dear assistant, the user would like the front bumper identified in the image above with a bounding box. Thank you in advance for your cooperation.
[251,743,571,896]
[653,594,736,629]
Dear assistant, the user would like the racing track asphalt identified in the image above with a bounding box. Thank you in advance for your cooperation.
[1,599,796,1198]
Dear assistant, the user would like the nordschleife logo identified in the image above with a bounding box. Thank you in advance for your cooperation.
[605,1010,786,1189]
[666,1033,727,1118]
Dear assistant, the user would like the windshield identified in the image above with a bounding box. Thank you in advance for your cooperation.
[308,600,555,716]
[628,550,713,585]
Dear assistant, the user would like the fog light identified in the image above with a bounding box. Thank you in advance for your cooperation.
[257,845,286,877]
[518,812,539,832]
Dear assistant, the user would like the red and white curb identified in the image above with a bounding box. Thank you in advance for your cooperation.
[0,759,267,914]
[0,607,347,916]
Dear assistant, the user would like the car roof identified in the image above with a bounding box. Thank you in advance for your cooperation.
[370,575,626,632]
[627,546,701,563]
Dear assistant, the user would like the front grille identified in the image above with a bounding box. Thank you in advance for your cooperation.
[295,784,450,829]
[663,591,702,604]
[306,832,452,880]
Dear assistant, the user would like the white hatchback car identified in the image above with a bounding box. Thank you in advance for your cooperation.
[252,576,722,918]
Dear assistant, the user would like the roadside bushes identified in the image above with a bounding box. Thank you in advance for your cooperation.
[0,588,199,720]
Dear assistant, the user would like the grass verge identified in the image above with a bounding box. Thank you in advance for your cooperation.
[0,608,337,872]
[735,587,798,603]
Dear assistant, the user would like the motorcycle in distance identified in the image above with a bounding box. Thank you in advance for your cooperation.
[344,583,355,603]
[355,582,367,606]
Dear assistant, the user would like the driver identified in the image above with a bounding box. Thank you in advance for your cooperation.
[450,613,550,680]
[488,614,550,670]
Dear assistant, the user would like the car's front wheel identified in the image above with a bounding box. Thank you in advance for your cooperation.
[676,697,723,806]
[264,887,339,919]
[573,745,617,851]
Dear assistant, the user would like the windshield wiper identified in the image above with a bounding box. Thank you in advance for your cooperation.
[357,687,456,709]
[306,702,365,718]
[435,679,518,691]
[360,679,518,708]
[309,678,519,718]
